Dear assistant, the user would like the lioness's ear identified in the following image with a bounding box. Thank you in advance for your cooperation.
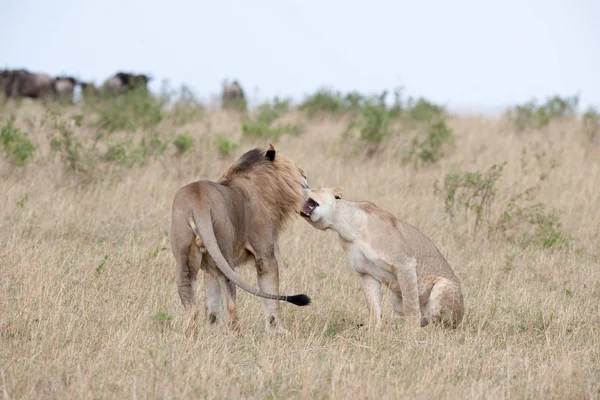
[332,187,343,199]
[266,143,276,161]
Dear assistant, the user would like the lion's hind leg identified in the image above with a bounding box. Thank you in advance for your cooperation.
[217,273,239,331]
[203,268,223,327]
[182,241,205,335]
[421,278,464,328]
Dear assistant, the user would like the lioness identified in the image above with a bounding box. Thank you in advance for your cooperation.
[300,188,464,329]
[171,144,311,333]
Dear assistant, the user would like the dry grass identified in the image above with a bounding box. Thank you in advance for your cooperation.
[1,101,599,399]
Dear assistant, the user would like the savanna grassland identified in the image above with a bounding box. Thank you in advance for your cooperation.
[1,88,599,399]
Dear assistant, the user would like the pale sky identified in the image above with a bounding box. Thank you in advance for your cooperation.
[1,0,599,112]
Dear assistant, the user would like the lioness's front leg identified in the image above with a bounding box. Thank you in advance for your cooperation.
[395,258,422,326]
[359,273,382,329]
[255,256,283,333]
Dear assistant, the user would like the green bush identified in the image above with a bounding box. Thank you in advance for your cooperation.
[436,162,506,234]
[435,160,571,249]
[90,87,164,133]
[505,95,579,131]
[104,136,168,167]
[498,201,570,249]
[406,98,446,122]
[0,116,35,166]
[48,112,90,174]
[582,106,599,142]
[299,89,355,116]
[241,101,299,142]
[167,85,205,126]
[173,133,194,155]
[300,87,406,120]
[342,89,404,146]
[357,100,392,144]
[214,135,239,157]
[409,119,454,165]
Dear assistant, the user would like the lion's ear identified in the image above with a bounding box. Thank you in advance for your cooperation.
[332,187,343,199]
[266,143,276,161]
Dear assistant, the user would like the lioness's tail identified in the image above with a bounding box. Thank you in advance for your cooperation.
[190,212,311,306]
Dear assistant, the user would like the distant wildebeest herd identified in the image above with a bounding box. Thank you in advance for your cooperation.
[0,68,247,108]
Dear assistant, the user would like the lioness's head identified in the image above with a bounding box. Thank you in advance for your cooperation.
[300,187,343,230]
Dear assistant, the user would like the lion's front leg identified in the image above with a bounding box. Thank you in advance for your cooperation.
[255,256,284,333]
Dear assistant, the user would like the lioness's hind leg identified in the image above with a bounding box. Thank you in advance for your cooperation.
[422,278,464,328]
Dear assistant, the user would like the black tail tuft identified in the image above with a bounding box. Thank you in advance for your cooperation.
[286,294,311,306]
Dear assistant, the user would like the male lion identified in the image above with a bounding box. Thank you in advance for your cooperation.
[300,188,464,329]
[171,144,311,333]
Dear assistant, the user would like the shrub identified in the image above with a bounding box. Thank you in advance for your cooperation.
[173,133,194,155]
[406,98,446,122]
[49,112,89,174]
[0,116,35,166]
[90,87,164,133]
[214,135,239,157]
[435,162,506,234]
[104,136,168,167]
[505,95,579,131]
[498,200,570,249]
[167,85,205,126]
[300,87,405,119]
[409,119,454,165]
[435,160,570,249]
[343,89,403,146]
[582,106,599,142]
[241,101,299,142]
[299,89,355,116]
[357,100,392,144]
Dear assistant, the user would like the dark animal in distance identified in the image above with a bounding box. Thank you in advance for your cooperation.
[1,69,81,101]
[103,72,152,95]
[221,80,246,110]
[1,69,53,99]
[52,76,79,101]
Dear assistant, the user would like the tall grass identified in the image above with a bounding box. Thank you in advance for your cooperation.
[0,91,599,399]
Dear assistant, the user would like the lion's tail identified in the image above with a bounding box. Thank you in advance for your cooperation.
[190,212,311,307]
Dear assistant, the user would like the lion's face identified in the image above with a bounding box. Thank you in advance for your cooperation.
[300,187,342,230]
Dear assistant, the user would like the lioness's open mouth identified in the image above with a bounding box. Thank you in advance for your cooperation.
[300,198,318,218]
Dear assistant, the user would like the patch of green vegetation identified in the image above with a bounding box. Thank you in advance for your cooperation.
[104,135,168,167]
[505,95,579,131]
[435,158,571,249]
[89,87,164,133]
[0,116,36,166]
[299,88,363,116]
[409,119,454,165]
[241,101,299,142]
[582,106,600,142]
[214,135,239,157]
[166,84,205,126]
[406,97,446,122]
[173,133,194,155]
[436,162,506,234]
